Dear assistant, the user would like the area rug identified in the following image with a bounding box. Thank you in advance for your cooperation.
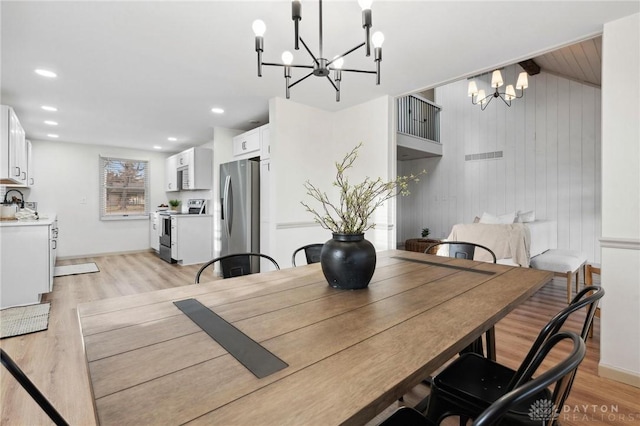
[54,262,99,277]
[0,303,50,339]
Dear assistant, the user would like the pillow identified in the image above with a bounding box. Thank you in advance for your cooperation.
[479,211,516,224]
[517,210,536,223]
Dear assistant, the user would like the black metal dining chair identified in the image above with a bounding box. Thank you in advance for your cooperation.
[379,331,586,426]
[425,241,497,263]
[195,253,280,283]
[426,240,498,360]
[1,349,69,426]
[424,286,603,425]
[291,243,324,267]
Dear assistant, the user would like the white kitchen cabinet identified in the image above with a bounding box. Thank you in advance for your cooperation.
[165,147,212,191]
[149,212,160,251]
[0,216,58,308]
[178,147,212,190]
[26,140,35,186]
[0,105,28,186]
[169,215,213,265]
[259,160,275,270]
[232,128,260,157]
[165,154,179,191]
[260,125,270,159]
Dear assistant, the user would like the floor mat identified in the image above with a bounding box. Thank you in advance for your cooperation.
[54,262,99,277]
[0,303,50,339]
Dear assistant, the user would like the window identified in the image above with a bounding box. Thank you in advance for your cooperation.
[100,156,149,220]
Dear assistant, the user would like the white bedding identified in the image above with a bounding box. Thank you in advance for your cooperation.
[444,220,557,267]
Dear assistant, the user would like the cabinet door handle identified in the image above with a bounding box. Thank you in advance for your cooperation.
[153,224,156,230]
[22,171,26,180]
[242,141,246,150]
[168,183,172,189]
[14,166,20,177]
[52,240,57,249]
[30,178,34,185]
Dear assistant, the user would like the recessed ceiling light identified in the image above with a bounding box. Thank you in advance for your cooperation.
[47,134,59,138]
[167,137,177,142]
[41,105,58,112]
[44,120,58,126]
[211,108,225,114]
[35,69,57,78]
[153,145,163,150]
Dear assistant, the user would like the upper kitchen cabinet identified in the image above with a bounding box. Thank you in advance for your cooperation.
[166,147,212,192]
[232,128,260,157]
[0,105,29,186]
[165,154,179,192]
[233,124,270,159]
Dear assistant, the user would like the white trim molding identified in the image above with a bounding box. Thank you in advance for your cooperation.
[276,221,320,230]
[599,363,640,388]
[599,237,640,250]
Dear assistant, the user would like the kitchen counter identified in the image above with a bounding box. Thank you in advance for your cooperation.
[0,214,56,227]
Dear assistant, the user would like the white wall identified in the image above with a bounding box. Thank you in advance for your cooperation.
[599,13,640,387]
[397,65,602,263]
[267,96,394,268]
[28,140,169,257]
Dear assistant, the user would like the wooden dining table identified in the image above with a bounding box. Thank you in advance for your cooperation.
[77,250,553,425]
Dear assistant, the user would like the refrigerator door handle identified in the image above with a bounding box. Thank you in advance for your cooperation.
[223,175,232,237]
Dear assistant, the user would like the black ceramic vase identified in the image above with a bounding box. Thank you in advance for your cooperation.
[320,233,376,290]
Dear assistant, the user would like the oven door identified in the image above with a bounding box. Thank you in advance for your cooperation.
[159,216,172,247]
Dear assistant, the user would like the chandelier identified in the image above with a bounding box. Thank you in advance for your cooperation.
[252,0,384,102]
[467,69,529,110]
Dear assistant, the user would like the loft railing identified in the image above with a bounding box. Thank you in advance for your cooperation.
[397,95,441,143]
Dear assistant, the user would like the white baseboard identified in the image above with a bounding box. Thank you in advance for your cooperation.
[598,363,640,388]
[56,249,153,261]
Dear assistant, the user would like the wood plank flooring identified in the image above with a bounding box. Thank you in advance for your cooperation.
[1,251,638,425]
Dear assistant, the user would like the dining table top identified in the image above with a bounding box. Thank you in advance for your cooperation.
[77,249,553,425]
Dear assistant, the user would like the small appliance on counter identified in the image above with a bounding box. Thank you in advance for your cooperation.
[186,199,207,214]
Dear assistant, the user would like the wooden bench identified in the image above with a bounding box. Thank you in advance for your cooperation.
[530,249,588,303]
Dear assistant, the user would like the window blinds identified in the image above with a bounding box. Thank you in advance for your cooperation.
[99,156,149,219]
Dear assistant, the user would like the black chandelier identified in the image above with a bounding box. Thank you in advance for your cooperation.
[253,0,384,102]
[467,69,529,110]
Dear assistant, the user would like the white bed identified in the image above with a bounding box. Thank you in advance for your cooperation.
[444,220,558,267]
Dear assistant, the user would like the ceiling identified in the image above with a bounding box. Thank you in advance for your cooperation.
[533,37,602,87]
[1,1,637,153]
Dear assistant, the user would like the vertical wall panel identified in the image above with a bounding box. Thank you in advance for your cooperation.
[546,74,559,241]
[569,81,583,251]
[398,65,601,262]
[556,78,571,249]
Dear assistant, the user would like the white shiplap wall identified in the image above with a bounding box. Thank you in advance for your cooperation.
[397,65,602,262]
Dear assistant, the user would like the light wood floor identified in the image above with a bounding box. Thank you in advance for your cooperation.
[1,251,639,425]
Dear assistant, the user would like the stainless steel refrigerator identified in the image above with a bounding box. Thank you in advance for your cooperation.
[220,159,260,263]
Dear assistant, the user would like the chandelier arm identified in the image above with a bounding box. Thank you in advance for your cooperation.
[327,42,366,67]
[480,98,492,110]
[288,71,315,89]
[325,75,339,92]
[339,68,377,74]
[498,94,512,107]
[262,62,314,70]
[298,37,320,65]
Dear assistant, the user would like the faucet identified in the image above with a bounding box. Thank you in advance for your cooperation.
[3,189,25,208]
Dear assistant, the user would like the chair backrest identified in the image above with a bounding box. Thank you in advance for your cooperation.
[291,243,324,267]
[195,253,280,283]
[508,285,604,406]
[1,349,69,426]
[472,331,586,426]
[426,241,497,263]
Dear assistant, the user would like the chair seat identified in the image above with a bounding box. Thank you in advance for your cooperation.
[530,249,588,303]
[432,353,550,416]
[530,249,586,274]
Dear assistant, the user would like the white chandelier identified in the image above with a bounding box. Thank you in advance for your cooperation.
[252,0,384,102]
[467,69,529,110]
